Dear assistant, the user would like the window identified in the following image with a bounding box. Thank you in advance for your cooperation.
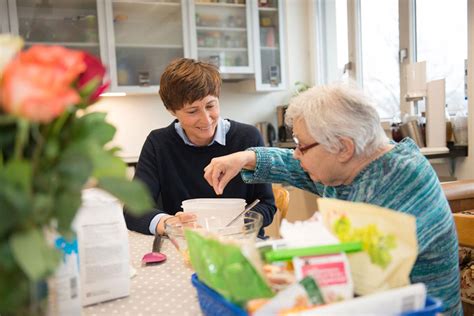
[360,0,400,119]
[314,0,348,84]
[313,0,468,118]
[416,0,468,113]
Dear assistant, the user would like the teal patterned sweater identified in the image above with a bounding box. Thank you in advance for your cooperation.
[241,138,461,315]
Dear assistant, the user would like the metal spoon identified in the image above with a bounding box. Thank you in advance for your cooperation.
[141,234,167,265]
[225,199,260,227]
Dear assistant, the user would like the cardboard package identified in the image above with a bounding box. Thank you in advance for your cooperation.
[74,188,130,306]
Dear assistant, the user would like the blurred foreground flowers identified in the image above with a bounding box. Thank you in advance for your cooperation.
[0,34,151,313]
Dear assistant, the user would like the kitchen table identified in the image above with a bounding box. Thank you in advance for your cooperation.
[83,231,202,316]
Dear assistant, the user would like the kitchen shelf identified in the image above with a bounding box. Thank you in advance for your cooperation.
[112,0,180,6]
[195,3,245,8]
[196,26,246,32]
[16,0,96,10]
[25,41,99,47]
[260,46,278,50]
[424,143,468,176]
[197,47,247,51]
[106,0,187,91]
[276,141,296,149]
[115,43,183,49]
[424,143,468,159]
[258,7,277,11]
[252,0,286,90]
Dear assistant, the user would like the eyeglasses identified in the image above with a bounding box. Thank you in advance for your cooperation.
[293,136,320,154]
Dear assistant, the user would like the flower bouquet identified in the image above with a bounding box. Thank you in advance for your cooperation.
[0,35,152,313]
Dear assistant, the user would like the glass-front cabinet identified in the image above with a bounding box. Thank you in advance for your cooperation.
[1,1,10,33]
[104,0,189,93]
[252,0,286,90]
[3,0,286,92]
[7,0,106,61]
[189,0,253,75]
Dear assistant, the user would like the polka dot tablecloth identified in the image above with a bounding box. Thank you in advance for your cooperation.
[83,231,202,316]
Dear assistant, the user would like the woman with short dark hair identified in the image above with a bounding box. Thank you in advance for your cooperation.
[124,58,276,237]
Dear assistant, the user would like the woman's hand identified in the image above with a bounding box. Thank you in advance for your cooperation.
[156,211,196,235]
[203,151,257,195]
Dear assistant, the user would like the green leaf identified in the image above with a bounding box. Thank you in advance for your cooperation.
[33,168,60,197]
[0,123,16,161]
[31,193,54,224]
[98,177,153,215]
[62,137,126,180]
[43,139,60,160]
[91,148,127,178]
[0,265,29,313]
[0,240,17,270]
[79,77,101,99]
[10,228,61,281]
[0,113,17,125]
[56,150,93,191]
[0,183,31,238]
[54,190,82,238]
[72,112,116,146]
[0,159,32,193]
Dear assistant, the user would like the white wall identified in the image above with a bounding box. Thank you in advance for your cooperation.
[92,0,311,160]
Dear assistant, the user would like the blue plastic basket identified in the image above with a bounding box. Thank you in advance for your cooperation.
[191,274,247,316]
[400,296,443,316]
[191,273,443,316]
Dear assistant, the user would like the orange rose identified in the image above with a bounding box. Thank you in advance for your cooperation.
[1,45,86,123]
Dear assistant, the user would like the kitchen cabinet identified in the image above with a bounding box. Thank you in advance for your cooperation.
[5,0,189,94]
[189,0,254,76]
[252,0,286,90]
[104,0,190,94]
[4,0,286,93]
[6,0,107,62]
[1,0,10,33]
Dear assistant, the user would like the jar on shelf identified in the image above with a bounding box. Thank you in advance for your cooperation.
[197,36,205,47]
[195,13,201,26]
[227,16,235,27]
[224,35,232,48]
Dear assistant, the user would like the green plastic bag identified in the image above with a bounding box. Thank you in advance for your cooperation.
[185,229,274,306]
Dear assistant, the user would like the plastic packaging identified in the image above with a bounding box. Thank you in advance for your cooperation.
[185,226,273,306]
[452,111,468,145]
[48,237,81,315]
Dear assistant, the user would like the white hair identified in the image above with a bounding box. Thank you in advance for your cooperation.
[285,82,389,157]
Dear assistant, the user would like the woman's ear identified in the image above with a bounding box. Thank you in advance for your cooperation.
[337,137,355,163]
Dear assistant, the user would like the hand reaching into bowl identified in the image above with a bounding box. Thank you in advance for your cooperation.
[203,151,257,195]
[156,212,197,235]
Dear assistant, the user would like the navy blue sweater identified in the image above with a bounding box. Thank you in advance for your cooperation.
[124,120,276,235]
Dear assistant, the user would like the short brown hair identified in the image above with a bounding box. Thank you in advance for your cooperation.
[159,58,221,111]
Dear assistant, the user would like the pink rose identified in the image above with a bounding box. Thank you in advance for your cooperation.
[1,45,86,123]
[78,52,110,104]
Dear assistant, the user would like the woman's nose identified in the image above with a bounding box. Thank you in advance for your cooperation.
[200,111,212,123]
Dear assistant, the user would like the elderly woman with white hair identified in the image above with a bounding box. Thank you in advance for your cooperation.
[203,83,461,315]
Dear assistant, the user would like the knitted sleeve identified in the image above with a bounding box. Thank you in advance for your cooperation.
[241,147,323,195]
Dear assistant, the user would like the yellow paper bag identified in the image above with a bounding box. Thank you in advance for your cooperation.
[317,198,418,295]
